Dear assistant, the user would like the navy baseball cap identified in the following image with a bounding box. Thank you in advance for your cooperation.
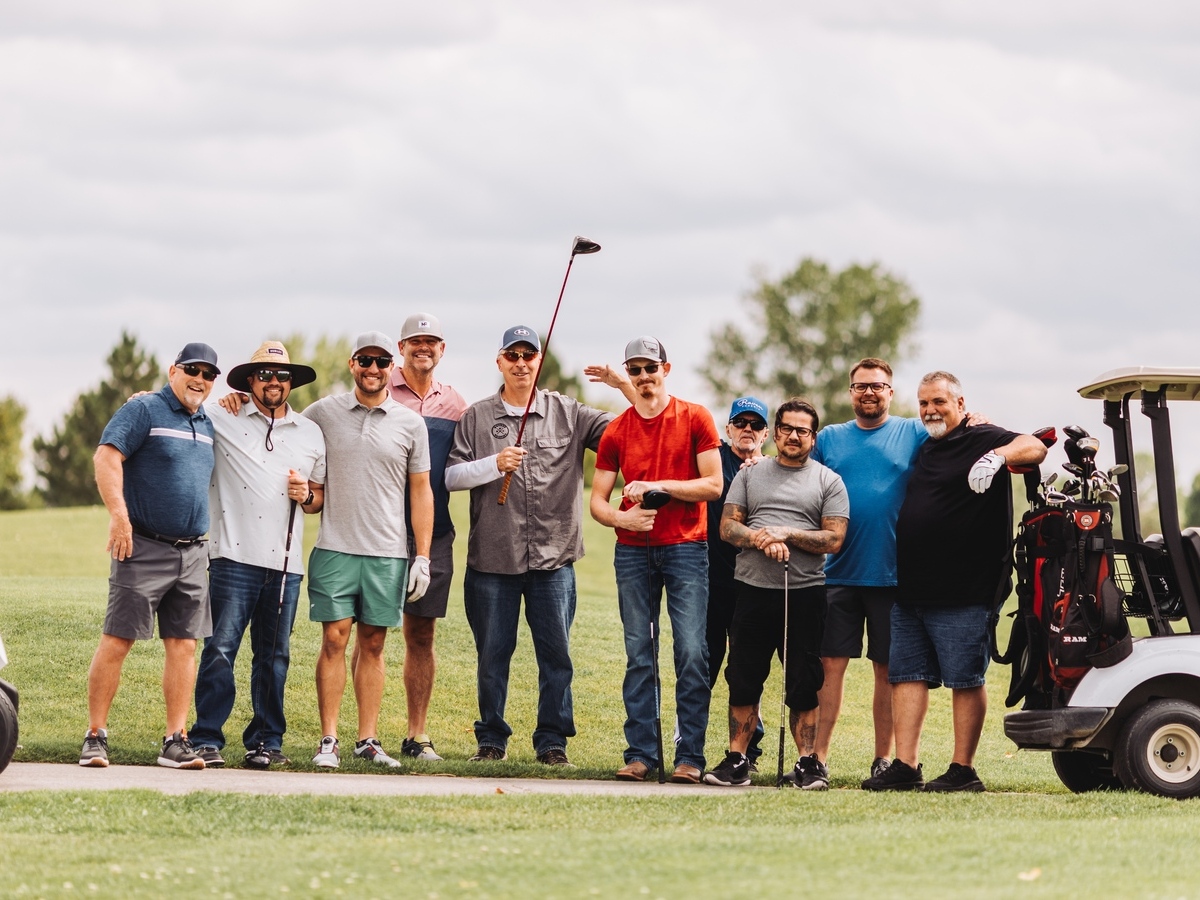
[174,342,220,374]
[728,397,768,423]
[499,326,541,352]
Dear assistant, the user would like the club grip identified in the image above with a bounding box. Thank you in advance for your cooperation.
[497,470,514,505]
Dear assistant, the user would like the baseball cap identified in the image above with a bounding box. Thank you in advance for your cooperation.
[174,342,220,375]
[728,397,768,423]
[225,341,317,392]
[499,326,541,352]
[400,313,444,342]
[352,331,394,355]
[623,336,667,365]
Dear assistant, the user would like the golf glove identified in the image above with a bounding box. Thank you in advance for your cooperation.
[968,452,1006,493]
[406,555,431,602]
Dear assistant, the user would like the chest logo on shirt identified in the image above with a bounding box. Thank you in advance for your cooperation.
[492,423,510,439]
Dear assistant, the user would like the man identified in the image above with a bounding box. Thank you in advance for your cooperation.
[303,332,434,769]
[704,398,848,788]
[386,313,468,762]
[81,342,221,770]
[590,336,723,784]
[446,326,612,766]
[189,341,326,770]
[862,371,1046,792]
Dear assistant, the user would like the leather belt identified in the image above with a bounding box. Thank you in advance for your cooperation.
[132,525,205,547]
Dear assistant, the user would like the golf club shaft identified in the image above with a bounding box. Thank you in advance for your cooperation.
[777,560,789,788]
[259,498,298,751]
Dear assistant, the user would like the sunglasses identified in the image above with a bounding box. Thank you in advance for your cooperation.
[729,418,767,432]
[850,382,891,394]
[501,350,539,362]
[180,364,218,382]
[353,355,393,369]
[775,424,814,437]
[626,364,660,376]
[255,369,293,383]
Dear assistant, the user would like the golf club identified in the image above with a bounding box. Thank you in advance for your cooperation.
[777,560,790,789]
[251,495,298,768]
[641,488,671,783]
[497,235,602,505]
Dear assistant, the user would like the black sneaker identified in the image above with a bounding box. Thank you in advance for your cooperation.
[924,762,985,793]
[245,747,290,770]
[195,745,225,768]
[536,748,575,767]
[79,729,109,768]
[469,745,507,761]
[862,758,923,791]
[870,757,891,779]
[158,731,205,770]
[792,754,829,790]
[702,751,751,787]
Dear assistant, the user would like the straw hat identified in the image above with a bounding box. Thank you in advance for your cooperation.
[225,341,318,392]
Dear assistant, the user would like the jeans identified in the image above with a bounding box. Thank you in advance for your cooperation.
[191,557,302,751]
[615,541,711,771]
[463,565,577,755]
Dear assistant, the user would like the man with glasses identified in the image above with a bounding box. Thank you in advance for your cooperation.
[189,341,326,770]
[302,332,434,769]
[704,398,848,788]
[590,336,723,784]
[81,342,221,770]
[446,326,612,766]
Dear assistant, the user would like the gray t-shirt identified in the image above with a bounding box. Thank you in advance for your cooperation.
[304,392,431,559]
[725,457,850,590]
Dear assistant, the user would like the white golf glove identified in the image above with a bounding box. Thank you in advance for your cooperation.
[968,452,1006,493]
[406,555,431,602]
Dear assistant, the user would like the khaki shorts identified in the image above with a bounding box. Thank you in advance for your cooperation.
[307,548,408,628]
[104,538,211,640]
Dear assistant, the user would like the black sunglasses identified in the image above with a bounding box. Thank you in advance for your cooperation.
[180,364,217,382]
[501,350,539,362]
[729,417,767,432]
[626,364,660,376]
[353,354,393,369]
[255,369,293,383]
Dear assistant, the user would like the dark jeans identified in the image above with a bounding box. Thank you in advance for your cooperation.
[191,557,301,751]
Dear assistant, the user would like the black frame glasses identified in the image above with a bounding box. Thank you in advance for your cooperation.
[729,417,767,432]
[255,369,293,383]
[626,364,660,376]
[501,350,539,362]
[775,423,814,437]
[180,364,217,382]
[353,355,394,369]
[850,382,891,394]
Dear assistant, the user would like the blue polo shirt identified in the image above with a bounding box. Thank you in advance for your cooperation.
[99,384,215,538]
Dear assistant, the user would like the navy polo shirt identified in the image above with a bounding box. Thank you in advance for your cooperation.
[99,384,215,537]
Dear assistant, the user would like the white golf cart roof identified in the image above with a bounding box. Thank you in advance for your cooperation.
[1079,367,1200,402]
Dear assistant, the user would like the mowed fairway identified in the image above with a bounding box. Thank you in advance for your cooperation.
[3,499,1200,897]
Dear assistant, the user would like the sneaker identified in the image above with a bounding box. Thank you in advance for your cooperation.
[313,735,340,769]
[870,757,891,779]
[195,745,225,769]
[354,737,402,768]
[469,745,508,762]
[245,747,290,770]
[924,762,985,793]
[702,751,751,787]
[158,731,205,770]
[536,748,575,767]
[862,758,924,791]
[79,729,109,768]
[400,734,443,761]
[791,754,829,790]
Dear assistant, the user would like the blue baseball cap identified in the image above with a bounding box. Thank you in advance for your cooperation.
[499,325,541,352]
[728,396,768,423]
[174,342,220,374]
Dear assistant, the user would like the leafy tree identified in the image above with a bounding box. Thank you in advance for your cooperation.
[700,258,921,425]
[33,332,162,507]
[536,345,585,401]
[0,395,29,510]
[276,333,354,411]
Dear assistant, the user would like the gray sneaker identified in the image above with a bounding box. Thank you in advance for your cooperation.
[158,731,205,770]
[313,735,340,769]
[79,729,109,768]
[195,745,225,768]
[353,737,402,768]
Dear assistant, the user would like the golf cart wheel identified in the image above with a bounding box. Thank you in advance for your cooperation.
[1051,750,1123,793]
[0,687,16,774]
[1114,700,1200,799]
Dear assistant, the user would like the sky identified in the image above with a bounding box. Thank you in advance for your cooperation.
[3,1,1200,487]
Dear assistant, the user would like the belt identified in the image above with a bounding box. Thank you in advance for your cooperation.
[132,525,205,548]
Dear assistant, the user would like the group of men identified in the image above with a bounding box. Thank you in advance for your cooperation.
[78,320,1047,792]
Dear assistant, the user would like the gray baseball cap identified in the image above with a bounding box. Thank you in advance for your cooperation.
[352,331,394,355]
[499,325,541,352]
[623,336,667,365]
[399,313,444,342]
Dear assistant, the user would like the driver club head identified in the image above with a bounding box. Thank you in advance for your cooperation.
[641,490,671,510]
[1063,424,1091,442]
[571,235,602,256]
[1033,426,1058,449]
[1076,436,1100,461]
[1063,438,1084,468]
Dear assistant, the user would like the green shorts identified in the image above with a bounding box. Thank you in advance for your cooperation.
[307,548,408,628]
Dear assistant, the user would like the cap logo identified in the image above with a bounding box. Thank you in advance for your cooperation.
[513,328,531,336]
[267,348,283,356]
[419,320,430,328]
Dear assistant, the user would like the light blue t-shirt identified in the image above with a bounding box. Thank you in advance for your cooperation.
[811,416,928,586]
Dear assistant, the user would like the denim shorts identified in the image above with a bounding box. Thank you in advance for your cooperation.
[887,603,990,689]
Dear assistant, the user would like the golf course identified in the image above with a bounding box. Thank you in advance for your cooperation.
[1,496,1198,898]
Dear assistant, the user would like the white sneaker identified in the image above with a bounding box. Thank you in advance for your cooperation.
[354,737,403,768]
[313,735,340,769]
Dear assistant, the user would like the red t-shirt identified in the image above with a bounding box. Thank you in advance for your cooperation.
[595,397,721,547]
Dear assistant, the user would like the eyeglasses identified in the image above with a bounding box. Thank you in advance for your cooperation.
[180,364,217,382]
[255,369,293,383]
[626,364,660,376]
[850,382,891,394]
[353,355,393,369]
[729,418,767,432]
[501,350,539,362]
[775,424,814,437]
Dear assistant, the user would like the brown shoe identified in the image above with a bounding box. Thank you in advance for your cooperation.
[615,760,651,781]
[669,764,701,784]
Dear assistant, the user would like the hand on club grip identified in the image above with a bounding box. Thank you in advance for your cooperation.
[495,446,527,474]
[968,452,1006,493]
[406,555,431,602]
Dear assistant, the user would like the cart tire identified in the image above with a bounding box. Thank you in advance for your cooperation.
[1051,750,1123,792]
[1114,699,1200,799]
[0,687,17,774]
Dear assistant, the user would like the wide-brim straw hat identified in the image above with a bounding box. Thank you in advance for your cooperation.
[225,341,318,392]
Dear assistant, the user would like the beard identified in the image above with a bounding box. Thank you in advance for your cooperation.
[923,417,947,439]
[852,399,887,422]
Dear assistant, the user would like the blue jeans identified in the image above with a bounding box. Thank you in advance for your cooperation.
[614,541,711,771]
[191,557,302,751]
[463,565,577,755]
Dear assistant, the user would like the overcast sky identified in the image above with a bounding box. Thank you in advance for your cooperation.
[4,1,1200,485]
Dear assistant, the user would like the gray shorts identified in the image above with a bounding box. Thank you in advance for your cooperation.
[820,585,896,663]
[104,538,211,640]
[405,528,454,620]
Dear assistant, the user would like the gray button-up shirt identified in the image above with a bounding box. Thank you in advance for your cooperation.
[447,389,613,574]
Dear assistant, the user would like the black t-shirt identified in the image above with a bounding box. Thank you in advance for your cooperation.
[706,442,743,590]
[896,420,1018,607]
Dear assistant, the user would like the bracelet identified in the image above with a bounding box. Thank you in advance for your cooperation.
[303,490,315,506]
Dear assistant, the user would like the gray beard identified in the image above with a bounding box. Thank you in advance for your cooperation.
[923,419,947,439]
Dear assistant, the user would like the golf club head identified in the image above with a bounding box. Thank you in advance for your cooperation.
[1109,464,1129,478]
[1064,480,1081,496]
[1042,472,1059,488]
[1033,426,1058,449]
[1063,438,1084,468]
[1063,424,1090,442]
[642,490,671,510]
[571,235,602,256]
[1099,486,1121,502]
[1045,491,1068,507]
[1076,436,1100,462]
[1063,463,1084,477]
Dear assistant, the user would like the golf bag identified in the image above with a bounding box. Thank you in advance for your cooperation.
[995,501,1132,709]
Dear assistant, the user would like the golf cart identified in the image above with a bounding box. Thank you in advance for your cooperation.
[1004,367,1200,799]
[0,634,17,774]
